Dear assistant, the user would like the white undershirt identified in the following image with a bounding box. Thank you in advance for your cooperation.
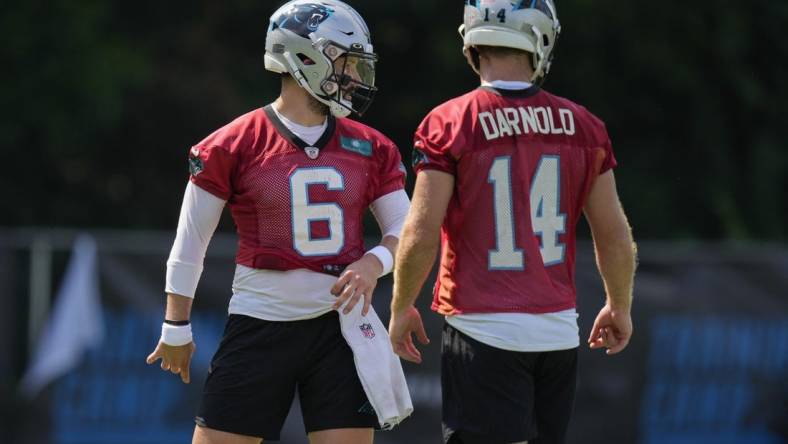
[166,116,410,321]
[271,106,327,145]
[481,79,533,89]
[446,79,579,353]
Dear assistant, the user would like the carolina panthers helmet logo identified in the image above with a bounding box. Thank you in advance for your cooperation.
[523,0,554,19]
[272,3,335,37]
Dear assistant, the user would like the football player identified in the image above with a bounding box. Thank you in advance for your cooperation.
[145,1,409,443]
[389,1,637,443]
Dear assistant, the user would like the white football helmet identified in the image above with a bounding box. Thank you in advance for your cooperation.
[265,1,377,117]
[459,0,561,83]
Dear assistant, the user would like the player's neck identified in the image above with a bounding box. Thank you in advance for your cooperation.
[478,59,533,84]
[274,84,328,127]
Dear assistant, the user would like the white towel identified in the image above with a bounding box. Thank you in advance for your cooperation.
[337,303,413,430]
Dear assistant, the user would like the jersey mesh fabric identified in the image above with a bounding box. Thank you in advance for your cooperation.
[188,107,405,275]
[414,86,616,315]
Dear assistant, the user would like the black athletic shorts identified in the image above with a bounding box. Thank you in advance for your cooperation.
[441,322,578,444]
[195,312,377,440]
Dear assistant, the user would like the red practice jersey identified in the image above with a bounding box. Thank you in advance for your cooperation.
[189,105,405,275]
[413,86,616,315]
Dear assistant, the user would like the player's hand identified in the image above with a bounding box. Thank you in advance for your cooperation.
[146,341,196,383]
[331,254,382,316]
[588,303,632,355]
[389,306,430,364]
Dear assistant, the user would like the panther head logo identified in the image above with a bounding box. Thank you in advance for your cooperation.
[274,3,335,37]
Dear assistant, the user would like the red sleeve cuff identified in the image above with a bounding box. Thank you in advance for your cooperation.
[372,183,405,201]
[190,176,231,201]
[414,162,456,176]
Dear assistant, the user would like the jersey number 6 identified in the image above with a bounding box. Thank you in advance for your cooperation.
[290,168,345,256]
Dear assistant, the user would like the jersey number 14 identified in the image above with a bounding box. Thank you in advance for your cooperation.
[488,155,566,270]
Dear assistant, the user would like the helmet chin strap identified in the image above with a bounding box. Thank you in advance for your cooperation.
[283,51,352,118]
[283,51,311,90]
[329,101,352,118]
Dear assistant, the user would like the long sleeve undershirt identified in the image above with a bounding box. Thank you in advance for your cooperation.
[166,181,409,299]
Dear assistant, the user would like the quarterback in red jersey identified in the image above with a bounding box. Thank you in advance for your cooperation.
[390,1,637,443]
[145,1,411,443]
[188,104,404,276]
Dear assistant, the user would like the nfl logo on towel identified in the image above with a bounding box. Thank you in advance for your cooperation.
[359,323,375,339]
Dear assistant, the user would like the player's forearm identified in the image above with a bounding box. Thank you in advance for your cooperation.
[166,182,225,298]
[594,233,637,311]
[368,189,409,271]
[391,224,440,312]
[165,293,194,321]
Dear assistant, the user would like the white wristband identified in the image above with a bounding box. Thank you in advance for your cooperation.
[161,323,193,346]
[366,245,394,277]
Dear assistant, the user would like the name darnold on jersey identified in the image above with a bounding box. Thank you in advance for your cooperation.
[188,105,405,275]
[413,85,616,315]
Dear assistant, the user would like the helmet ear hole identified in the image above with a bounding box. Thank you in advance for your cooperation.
[543,35,550,47]
[297,53,316,65]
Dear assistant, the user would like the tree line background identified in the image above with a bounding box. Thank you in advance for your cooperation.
[2,0,786,240]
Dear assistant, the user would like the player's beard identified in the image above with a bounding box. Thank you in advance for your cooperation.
[307,94,330,116]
